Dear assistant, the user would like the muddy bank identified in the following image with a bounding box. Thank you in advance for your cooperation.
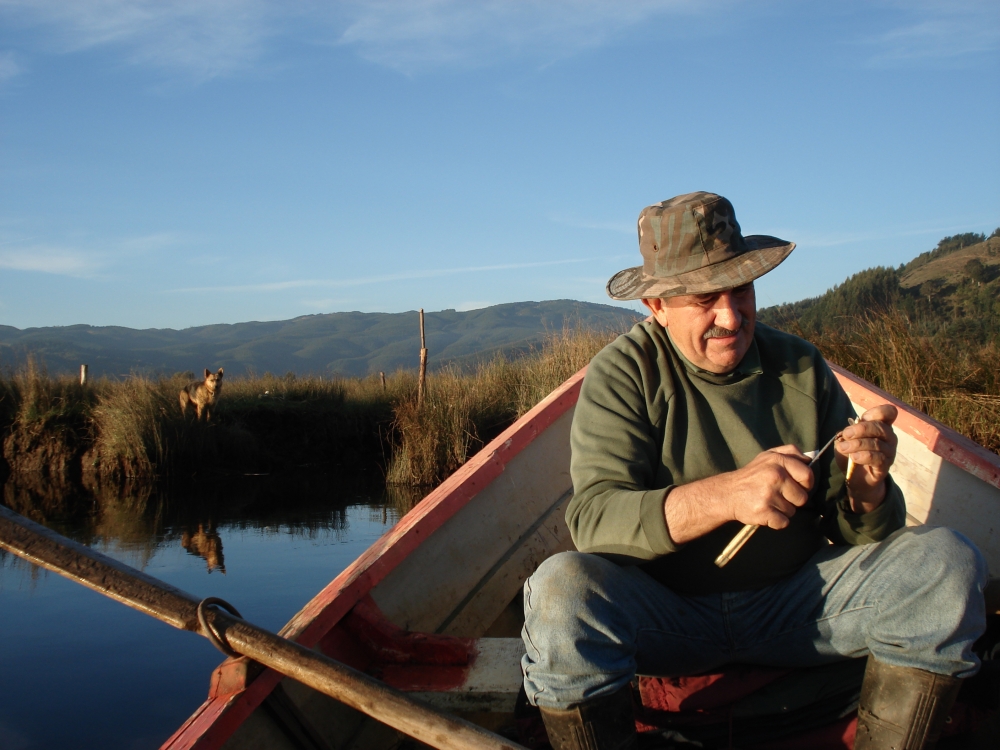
[0,377,398,487]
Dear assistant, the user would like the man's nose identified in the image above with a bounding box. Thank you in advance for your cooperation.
[713,293,742,330]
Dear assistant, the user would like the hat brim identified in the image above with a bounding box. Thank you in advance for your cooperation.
[606,235,795,301]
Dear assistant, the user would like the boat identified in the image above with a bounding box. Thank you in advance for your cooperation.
[162,361,1000,750]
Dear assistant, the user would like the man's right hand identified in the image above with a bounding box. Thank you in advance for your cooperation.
[664,445,815,545]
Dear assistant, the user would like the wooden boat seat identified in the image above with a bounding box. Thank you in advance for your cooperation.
[325,597,999,749]
[321,595,525,713]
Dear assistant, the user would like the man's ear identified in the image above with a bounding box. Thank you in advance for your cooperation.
[641,298,669,327]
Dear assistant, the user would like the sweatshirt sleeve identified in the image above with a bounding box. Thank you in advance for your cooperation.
[565,340,678,560]
[814,358,907,546]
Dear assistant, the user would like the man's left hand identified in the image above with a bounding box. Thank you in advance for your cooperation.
[835,404,898,513]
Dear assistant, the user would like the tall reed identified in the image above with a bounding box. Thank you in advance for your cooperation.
[386,326,621,487]
[90,374,173,479]
[3,315,996,497]
[808,311,1000,453]
[1,356,93,432]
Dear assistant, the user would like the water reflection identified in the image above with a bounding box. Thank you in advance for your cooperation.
[0,470,406,750]
[181,522,226,574]
[0,470,393,571]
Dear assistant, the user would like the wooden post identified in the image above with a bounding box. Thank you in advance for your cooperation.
[380,371,386,391]
[79,364,88,385]
[417,309,428,407]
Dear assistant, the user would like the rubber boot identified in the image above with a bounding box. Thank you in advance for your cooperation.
[538,686,638,750]
[854,656,962,749]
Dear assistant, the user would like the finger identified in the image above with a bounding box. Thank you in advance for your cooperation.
[736,500,794,529]
[842,449,893,469]
[779,456,816,490]
[764,511,791,530]
[837,436,888,454]
[842,419,893,443]
[780,475,811,507]
[769,444,810,461]
[739,482,800,526]
[860,404,897,425]
[848,432,897,459]
[837,436,896,462]
[758,502,796,529]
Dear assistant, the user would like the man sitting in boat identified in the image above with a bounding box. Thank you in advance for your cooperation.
[520,192,988,750]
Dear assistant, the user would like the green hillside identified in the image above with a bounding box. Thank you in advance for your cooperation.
[0,300,640,379]
[759,230,1000,342]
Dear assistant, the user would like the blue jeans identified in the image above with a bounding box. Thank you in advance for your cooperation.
[521,526,988,709]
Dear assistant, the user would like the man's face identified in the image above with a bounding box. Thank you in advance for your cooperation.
[641,283,756,374]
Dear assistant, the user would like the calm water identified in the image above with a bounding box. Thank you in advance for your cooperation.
[0,473,404,750]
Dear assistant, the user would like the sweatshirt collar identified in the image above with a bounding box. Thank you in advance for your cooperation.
[665,328,763,385]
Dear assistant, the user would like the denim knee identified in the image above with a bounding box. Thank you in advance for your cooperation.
[880,526,989,599]
[522,552,642,707]
[861,526,988,676]
[524,551,612,627]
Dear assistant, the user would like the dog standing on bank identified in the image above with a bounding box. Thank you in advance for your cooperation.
[179,368,224,421]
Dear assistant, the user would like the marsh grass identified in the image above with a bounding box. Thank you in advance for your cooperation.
[0,365,408,482]
[806,310,1000,453]
[1,317,996,498]
[386,327,619,487]
[88,370,413,480]
[90,374,173,479]
[0,357,93,433]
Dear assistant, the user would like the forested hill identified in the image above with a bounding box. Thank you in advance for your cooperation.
[0,300,640,379]
[759,230,1000,343]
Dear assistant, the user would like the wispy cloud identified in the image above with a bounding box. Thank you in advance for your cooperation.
[861,1,1000,67]
[0,50,23,82]
[455,300,492,312]
[335,0,710,73]
[0,0,286,80]
[1,0,718,79]
[0,245,99,275]
[781,219,998,250]
[7,0,992,80]
[0,231,188,276]
[167,257,591,293]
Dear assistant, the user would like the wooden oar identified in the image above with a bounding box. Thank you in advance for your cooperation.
[0,505,525,750]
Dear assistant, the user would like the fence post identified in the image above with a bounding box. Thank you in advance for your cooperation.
[380,371,386,391]
[417,309,428,407]
[80,364,88,386]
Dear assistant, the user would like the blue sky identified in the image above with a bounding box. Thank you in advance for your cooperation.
[1,0,998,330]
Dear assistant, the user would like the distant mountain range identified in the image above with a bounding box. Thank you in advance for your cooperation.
[0,300,641,379]
[759,231,1000,343]
[6,230,996,380]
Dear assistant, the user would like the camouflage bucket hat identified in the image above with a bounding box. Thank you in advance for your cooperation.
[606,191,795,300]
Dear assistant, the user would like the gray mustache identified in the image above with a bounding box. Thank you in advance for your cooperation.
[703,318,748,340]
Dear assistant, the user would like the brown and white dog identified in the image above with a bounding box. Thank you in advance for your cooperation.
[179,368,224,421]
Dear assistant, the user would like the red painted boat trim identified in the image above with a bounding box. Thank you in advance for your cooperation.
[165,359,1000,750]
[161,365,589,750]
[830,363,1000,490]
[319,596,477,693]
[341,596,476,666]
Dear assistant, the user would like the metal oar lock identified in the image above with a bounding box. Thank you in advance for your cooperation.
[714,419,855,568]
[0,504,526,750]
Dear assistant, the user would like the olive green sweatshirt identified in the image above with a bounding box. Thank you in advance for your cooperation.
[567,320,905,595]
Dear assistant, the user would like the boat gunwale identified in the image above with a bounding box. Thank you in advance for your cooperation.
[160,365,589,750]
[831,363,1000,490]
[163,359,1000,750]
